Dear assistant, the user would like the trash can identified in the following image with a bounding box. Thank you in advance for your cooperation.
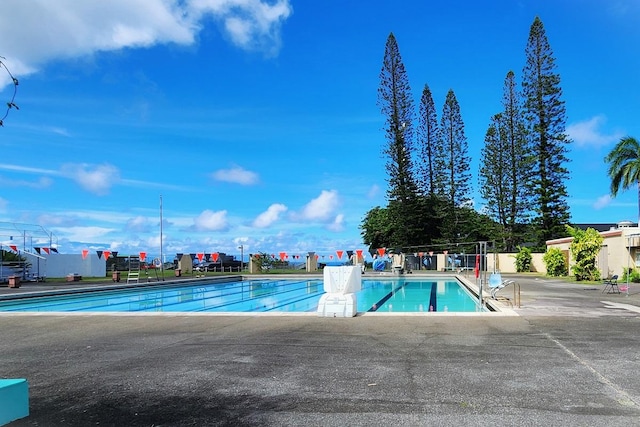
[8,276,20,288]
[175,269,182,277]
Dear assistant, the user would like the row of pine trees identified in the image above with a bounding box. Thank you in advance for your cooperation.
[361,17,571,253]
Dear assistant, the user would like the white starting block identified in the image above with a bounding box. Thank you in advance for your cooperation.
[317,266,362,317]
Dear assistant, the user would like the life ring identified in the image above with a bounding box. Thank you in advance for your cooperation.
[153,258,162,268]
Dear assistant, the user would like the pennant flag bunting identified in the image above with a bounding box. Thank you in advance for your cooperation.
[34,247,41,254]
[336,250,344,259]
[212,252,219,262]
[82,249,89,260]
[196,253,204,262]
[377,248,386,257]
[43,248,50,255]
[279,252,287,261]
[9,245,17,252]
[139,252,147,262]
[103,250,111,260]
[96,250,103,259]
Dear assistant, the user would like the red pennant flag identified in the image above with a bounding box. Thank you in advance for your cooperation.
[336,250,344,259]
[315,254,319,260]
[329,255,334,260]
[43,247,50,255]
[279,252,287,261]
[212,252,219,262]
[9,245,17,252]
[82,249,89,260]
[377,248,386,257]
[103,250,111,260]
[355,249,363,259]
[196,253,204,262]
[139,251,147,262]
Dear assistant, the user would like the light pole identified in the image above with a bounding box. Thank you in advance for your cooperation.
[238,245,244,272]
[160,194,164,281]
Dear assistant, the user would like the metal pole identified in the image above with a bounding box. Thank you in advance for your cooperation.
[160,194,164,281]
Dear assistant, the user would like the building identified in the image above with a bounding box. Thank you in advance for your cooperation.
[546,221,639,278]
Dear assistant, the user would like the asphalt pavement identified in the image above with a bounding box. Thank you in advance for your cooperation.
[2,274,640,426]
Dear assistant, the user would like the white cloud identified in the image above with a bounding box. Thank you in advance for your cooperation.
[567,115,624,148]
[192,0,293,55]
[61,163,121,195]
[326,214,345,232]
[0,0,293,86]
[253,203,287,228]
[193,209,229,231]
[211,165,259,185]
[0,175,53,189]
[58,226,115,242]
[126,216,151,233]
[367,184,381,199]
[293,190,340,222]
[593,194,612,210]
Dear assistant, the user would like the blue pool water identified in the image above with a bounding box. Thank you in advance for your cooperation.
[0,277,485,313]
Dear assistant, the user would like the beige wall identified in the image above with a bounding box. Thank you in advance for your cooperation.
[546,226,640,278]
[486,253,546,274]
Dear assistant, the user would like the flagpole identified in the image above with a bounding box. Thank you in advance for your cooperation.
[160,194,164,281]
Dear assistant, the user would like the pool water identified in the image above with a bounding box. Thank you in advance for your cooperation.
[0,277,485,313]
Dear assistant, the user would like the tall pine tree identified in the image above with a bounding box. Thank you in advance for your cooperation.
[377,32,421,248]
[479,71,531,251]
[522,16,571,247]
[416,84,443,196]
[439,89,472,241]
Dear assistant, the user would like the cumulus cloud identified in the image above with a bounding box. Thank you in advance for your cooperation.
[567,115,624,148]
[61,163,121,195]
[326,214,345,232]
[293,190,340,222]
[253,203,287,228]
[193,209,229,231]
[593,194,612,210]
[0,0,293,85]
[211,165,259,185]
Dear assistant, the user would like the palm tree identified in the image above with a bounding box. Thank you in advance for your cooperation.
[605,136,640,224]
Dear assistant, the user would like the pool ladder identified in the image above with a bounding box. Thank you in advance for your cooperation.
[127,256,140,284]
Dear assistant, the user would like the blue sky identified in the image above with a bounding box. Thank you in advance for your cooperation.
[0,0,639,261]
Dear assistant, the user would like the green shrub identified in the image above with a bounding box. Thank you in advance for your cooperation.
[622,268,640,283]
[543,247,567,277]
[514,246,532,272]
[567,226,603,281]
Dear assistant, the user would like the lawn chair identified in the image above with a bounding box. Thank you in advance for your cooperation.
[602,275,619,294]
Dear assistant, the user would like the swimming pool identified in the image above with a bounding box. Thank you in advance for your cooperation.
[0,277,486,314]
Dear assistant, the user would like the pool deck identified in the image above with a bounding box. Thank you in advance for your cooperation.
[2,273,640,426]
